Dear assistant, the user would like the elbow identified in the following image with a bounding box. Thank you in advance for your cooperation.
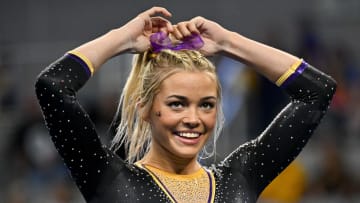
[34,71,55,99]
[321,75,337,103]
[311,75,337,111]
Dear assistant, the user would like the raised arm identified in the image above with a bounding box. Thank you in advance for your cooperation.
[71,6,173,72]
[173,16,298,82]
[174,17,337,197]
[35,7,173,201]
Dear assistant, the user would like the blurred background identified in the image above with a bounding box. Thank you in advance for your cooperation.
[0,0,359,202]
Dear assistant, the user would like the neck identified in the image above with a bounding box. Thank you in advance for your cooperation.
[139,146,201,175]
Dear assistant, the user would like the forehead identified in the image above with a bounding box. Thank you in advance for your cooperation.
[158,71,218,97]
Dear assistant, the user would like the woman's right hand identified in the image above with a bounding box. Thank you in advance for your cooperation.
[122,6,173,53]
[71,7,173,71]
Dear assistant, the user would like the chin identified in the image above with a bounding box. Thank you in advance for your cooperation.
[170,146,203,160]
[169,134,209,159]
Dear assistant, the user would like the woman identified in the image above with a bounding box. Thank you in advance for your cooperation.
[35,7,336,203]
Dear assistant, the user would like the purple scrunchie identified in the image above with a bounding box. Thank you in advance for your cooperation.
[150,32,204,53]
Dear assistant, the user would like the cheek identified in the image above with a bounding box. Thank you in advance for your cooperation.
[152,110,182,129]
[203,112,217,130]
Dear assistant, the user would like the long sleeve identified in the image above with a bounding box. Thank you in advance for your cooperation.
[35,54,122,201]
[212,60,337,202]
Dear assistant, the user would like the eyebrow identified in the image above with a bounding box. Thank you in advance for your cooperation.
[166,95,217,101]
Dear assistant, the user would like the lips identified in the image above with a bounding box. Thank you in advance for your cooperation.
[174,132,202,145]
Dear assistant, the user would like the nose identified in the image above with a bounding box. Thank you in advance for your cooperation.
[182,109,200,128]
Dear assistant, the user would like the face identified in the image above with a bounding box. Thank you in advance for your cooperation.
[147,70,218,160]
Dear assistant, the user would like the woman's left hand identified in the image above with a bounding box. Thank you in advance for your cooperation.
[172,16,230,56]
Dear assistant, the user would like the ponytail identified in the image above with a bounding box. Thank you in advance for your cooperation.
[111,52,150,162]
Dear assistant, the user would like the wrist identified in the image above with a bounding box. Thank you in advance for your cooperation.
[107,28,133,54]
[217,31,240,56]
[70,28,131,72]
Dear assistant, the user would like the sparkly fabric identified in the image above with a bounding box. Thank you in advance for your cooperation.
[35,54,336,203]
[142,165,211,203]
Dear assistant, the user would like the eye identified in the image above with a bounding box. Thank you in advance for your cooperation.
[168,101,184,110]
[200,102,215,110]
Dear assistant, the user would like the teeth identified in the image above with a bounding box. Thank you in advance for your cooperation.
[178,132,200,138]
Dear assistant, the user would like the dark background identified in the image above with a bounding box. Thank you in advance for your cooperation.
[1,0,359,202]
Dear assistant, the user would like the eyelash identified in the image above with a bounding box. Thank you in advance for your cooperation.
[167,101,215,110]
[200,102,215,110]
[168,101,184,109]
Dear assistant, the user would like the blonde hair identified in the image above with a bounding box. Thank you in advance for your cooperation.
[111,49,224,163]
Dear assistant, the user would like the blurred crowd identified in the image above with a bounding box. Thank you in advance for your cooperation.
[1,16,359,203]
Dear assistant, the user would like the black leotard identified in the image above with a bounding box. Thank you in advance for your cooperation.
[35,53,336,202]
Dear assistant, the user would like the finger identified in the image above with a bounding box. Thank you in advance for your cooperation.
[172,26,183,39]
[177,22,192,37]
[160,27,171,35]
[190,16,205,29]
[145,6,172,18]
[186,22,199,34]
[166,21,174,32]
[153,25,168,34]
[151,17,173,32]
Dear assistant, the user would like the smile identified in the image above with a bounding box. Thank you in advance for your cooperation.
[176,132,201,139]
